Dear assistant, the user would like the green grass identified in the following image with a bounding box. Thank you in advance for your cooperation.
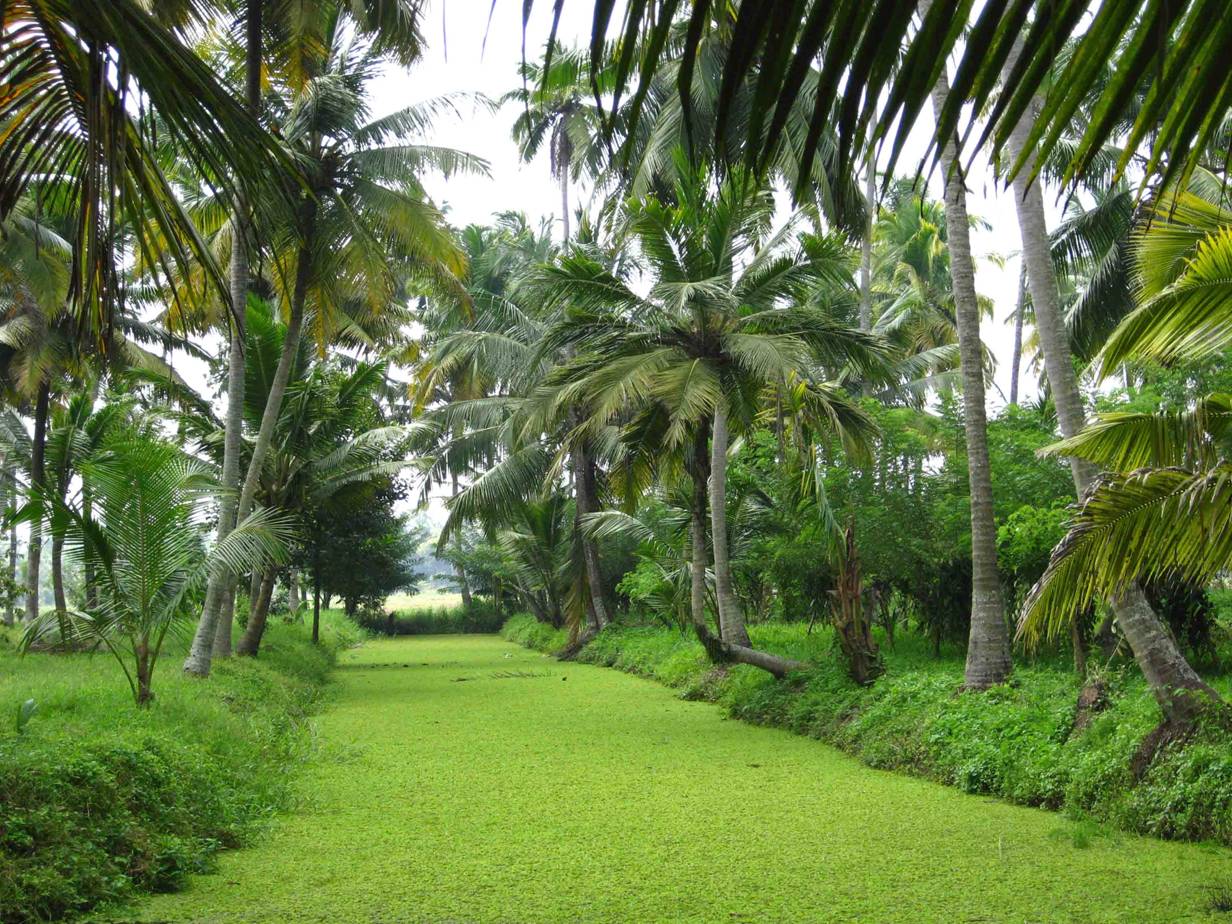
[504,615,1232,848]
[131,633,1231,923]
[0,610,363,923]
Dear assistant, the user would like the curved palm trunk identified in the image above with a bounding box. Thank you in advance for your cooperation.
[710,404,751,646]
[237,568,276,657]
[24,381,50,625]
[690,424,804,678]
[1004,63,1216,717]
[186,3,261,677]
[929,65,1012,690]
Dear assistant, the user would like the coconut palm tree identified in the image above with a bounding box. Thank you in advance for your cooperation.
[1021,171,1232,727]
[532,168,879,675]
[183,13,476,674]
[505,42,617,243]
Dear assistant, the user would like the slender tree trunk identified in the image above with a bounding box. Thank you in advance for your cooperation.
[288,568,300,613]
[237,569,276,657]
[1009,272,1025,406]
[0,457,7,626]
[929,61,1012,690]
[559,164,570,244]
[450,474,473,607]
[186,3,261,677]
[709,404,751,646]
[1003,54,1216,721]
[574,441,609,630]
[236,217,313,526]
[312,566,321,644]
[8,457,17,624]
[25,381,49,625]
[859,147,875,334]
[82,484,96,611]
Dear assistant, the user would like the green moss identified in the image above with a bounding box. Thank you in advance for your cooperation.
[134,633,1230,923]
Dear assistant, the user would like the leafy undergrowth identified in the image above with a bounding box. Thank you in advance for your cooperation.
[135,634,1229,923]
[0,611,364,923]
[502,614,1232,847]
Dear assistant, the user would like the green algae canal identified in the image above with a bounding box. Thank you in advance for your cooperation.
[134,635,1231,923]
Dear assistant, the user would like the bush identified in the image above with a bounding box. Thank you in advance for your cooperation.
[501,613,569,652]
[357,599,505,636]
[503,617,1232,848]
[0,615,353,923]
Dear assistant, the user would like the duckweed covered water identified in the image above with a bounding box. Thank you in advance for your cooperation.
[132,635,1232,923]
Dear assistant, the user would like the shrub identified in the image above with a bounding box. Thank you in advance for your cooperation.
[0,618,347,923]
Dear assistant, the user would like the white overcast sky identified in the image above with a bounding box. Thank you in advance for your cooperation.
[371,0,1043,409]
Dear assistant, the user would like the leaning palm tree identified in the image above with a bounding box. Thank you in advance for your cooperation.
[19,435,290,705]
[1021,171,1232,729]
[998,40,1206,710]
[533,167,879,676]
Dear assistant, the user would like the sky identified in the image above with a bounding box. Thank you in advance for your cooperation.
[371,0,1046,409]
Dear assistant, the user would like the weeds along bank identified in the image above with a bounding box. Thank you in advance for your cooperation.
[356,600,505,636]
[0,615,363,923]
[502,615,1232,847]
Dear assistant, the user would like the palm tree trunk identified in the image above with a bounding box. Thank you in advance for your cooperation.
[1009,272,1025,406]
[859,146,875,334]
[449,475,473,606]
[691,423,804,678]
[288,568,300,613]
[0,456,9,626]
[559,163,570,243]
[212,589,235,658]
[82,484,96,611]
[929,60,1012,690]
[8,456,17,624]
[573,441,610,630]
[237,569,276,657]
[710,403,751,647]
[237,212,313,529]
[24,381,49,625]
[186,2,261,677]
[1003,56,1216,720]
[312,564,321,644]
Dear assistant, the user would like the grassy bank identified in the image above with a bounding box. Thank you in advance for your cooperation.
[0,612,363,923]
[502,615,1232,847]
